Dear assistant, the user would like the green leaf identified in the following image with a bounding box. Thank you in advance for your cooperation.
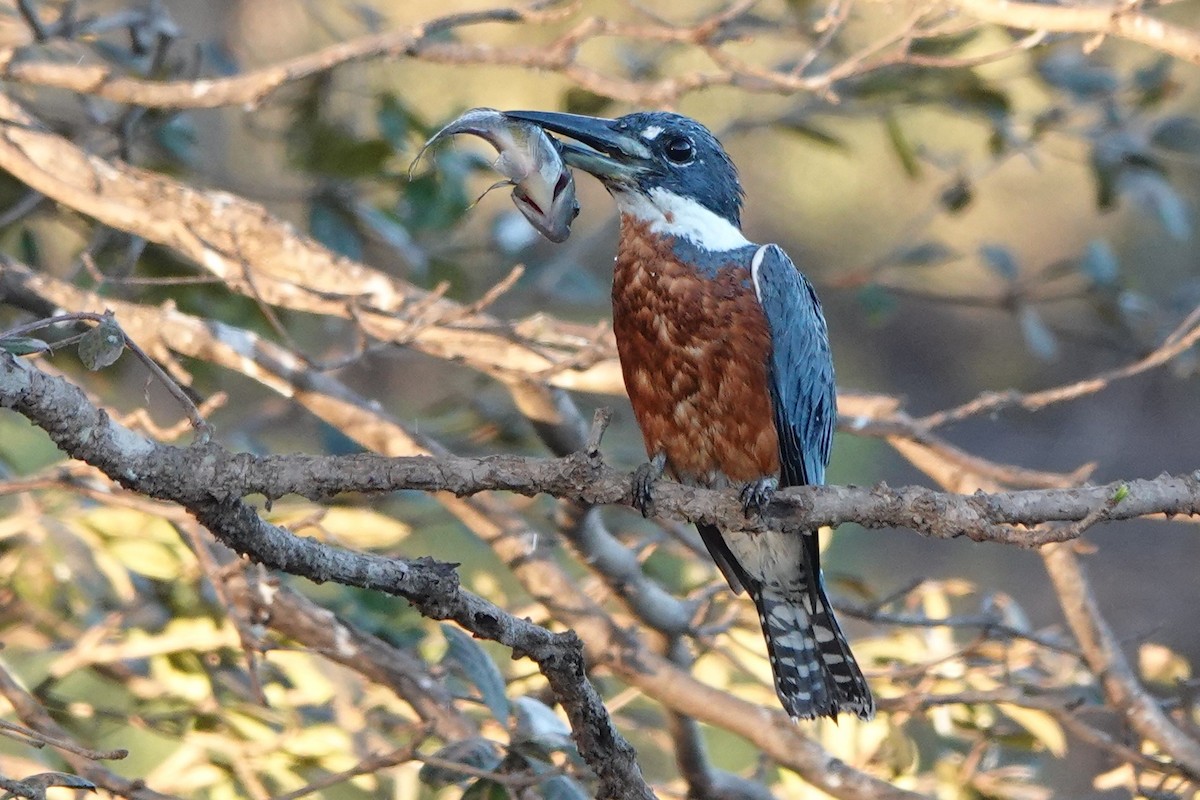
[884,112,921,178]
[155,114,199,166]
[1134,56,1174,106]
[402,150,476,231]
[1037,52,1118,99]
[441,624,510,722]
[1080,240,1119,287]
[418,737,503,788]
[0,336,50,355]
[461,778,509,800]
[948,73,1010,117]
[18,227,40,267]
[287,105,394,179]
[355,204,425,272]
[940,177,973,213]
[309,195,364,261]
[563,88,613,116]
[1119,167,1192,241]
[376,93,412,150]
[894,241,957,268]
[1018,304,1059,361]
[18,772,98,792]
[779,119,845,149]
[539,775,590,800]
[857,284,895,322]
[908,29,980,57]
[512,696,573,752]
[1151,116,1200,154]
[980,244,1019,282]
[78,316,125,370]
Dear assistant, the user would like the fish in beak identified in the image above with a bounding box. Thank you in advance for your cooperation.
[410,108,579,242]
[502,110,653,186]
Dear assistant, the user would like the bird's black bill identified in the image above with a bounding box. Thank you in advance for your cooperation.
[503,110,650,182]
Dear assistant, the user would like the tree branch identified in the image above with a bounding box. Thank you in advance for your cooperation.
[0,347,919,800]
[0,353,654,800]
[951,0,1200,65]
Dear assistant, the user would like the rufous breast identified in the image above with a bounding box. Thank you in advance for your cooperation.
[612,217,780,486]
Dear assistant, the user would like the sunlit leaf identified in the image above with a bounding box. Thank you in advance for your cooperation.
[82,507,180,543]
[108,538,182,580]
[441,624,510,722]
[223,707,280,743]
[876,725,920,776]
[284,724,353,758]
[264,650,338,705]
[1139,642,1191,684]
[78,316,125,370]
[314,506,411,548]
[998,704,1066,756]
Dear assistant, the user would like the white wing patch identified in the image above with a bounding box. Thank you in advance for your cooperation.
[750,245,770,302]
[614,187,750,251]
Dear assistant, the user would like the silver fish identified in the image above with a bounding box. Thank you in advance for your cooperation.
[411,108,579,243]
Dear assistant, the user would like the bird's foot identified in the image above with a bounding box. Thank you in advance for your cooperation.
[740,476,778,518]
[632,453,667,518]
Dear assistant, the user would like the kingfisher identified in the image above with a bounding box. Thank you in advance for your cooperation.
[505,109,874,720]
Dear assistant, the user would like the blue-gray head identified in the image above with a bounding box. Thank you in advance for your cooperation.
[504,110,747,249]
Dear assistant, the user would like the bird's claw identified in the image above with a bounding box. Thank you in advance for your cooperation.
[740,477,778,518]
[632,454,666,518]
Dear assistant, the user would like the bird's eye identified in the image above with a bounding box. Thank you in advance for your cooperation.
[664,136,695,164]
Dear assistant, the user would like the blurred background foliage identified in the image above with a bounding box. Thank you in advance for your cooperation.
[1,0,1200,798]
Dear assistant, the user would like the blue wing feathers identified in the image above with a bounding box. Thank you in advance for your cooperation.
[752,245,835,490]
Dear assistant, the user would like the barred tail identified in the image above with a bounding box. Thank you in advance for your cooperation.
[753,582,874,720]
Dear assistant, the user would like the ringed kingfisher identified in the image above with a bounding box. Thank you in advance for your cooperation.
[506,109,875,720]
